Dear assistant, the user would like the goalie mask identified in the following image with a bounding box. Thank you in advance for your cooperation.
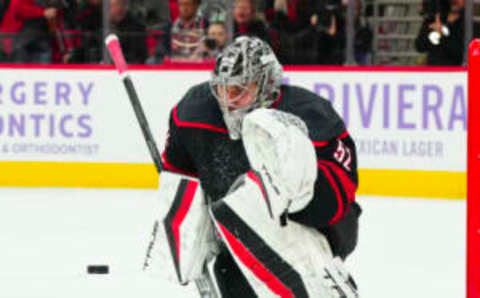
[210,36,283,140]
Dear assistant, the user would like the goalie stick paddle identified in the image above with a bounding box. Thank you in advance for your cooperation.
[105,34,163,173]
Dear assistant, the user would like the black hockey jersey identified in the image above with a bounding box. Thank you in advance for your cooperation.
[163,82,361,259]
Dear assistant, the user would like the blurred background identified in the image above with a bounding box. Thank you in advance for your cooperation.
[0,0,477,66]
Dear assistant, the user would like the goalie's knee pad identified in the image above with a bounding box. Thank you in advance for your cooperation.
[143,171,217,285]
[210,176,359,298]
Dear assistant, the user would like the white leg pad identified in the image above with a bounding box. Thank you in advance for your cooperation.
[143,171,216,285]
[209,174,359,298]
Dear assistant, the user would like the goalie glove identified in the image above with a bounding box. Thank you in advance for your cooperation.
[242,108,317,217]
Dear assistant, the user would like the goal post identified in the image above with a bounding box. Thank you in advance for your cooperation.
[468,38,480,298]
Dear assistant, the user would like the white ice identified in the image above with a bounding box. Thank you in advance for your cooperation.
[0,188,465,298]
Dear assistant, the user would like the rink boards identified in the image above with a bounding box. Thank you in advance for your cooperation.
[0,66,467,199]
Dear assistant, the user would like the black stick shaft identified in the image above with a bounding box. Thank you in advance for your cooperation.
[122,76,163,173]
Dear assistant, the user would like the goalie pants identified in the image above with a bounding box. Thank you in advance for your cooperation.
[213,203,361,298]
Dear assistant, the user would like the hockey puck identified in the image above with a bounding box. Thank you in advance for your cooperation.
[87,265,109,274]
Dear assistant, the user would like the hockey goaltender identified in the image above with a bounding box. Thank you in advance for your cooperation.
[146,36,361,298]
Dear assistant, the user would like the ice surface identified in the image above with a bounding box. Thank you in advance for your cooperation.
[0,188,465,298]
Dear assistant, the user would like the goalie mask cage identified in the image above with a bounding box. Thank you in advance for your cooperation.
[468,38,480,298]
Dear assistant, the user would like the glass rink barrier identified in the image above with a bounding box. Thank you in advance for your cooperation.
[0,0,477,67]
[0,61,469,297]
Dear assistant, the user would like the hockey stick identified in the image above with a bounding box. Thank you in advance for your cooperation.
[105,34,163,173]
[105,35,219,298]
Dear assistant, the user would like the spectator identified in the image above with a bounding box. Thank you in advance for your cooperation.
[206,21,228,52]
[171,0,207,60]
[155,0,207,62]
[49,0,79,64]
[130,0,171,65]
[352,0,372,65]
[109,0,148,64]
[269,0,337,33]
[75,0,102,31]
[265,0,302,64]
[192,21,228,59]
[67,0,147,64]
[131,0,171,30]
[197,0,226,24]
[268,0,305,63]
[269,0,304,32]
[415,0,465,65]
[0,0,58,63]
[66,0,102,63]
[233,0,270,43]
[271,0,345,64]
[296,6,345,64]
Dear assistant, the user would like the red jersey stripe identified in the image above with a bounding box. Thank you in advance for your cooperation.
[318,163,345,225]
[319,160,357,204]
[161,151,198,177]
[171,180,199,262]
[172,106,228,133]
[312,131,349,147]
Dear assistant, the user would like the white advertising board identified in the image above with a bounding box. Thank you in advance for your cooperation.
[0,66,467,198]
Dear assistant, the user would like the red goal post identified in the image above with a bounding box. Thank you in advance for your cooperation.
[468,39,480,298]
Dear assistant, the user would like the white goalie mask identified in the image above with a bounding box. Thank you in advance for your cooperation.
[210,36,283,140]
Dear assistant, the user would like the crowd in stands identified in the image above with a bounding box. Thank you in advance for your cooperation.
[0,0,471,66]
[415,0,467,66]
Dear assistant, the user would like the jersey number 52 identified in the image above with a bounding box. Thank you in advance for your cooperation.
[333,139,352,171]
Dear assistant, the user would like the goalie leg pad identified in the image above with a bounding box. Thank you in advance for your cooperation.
[210,175,359,298]
[143,171,216,285]
[208,251,258,298]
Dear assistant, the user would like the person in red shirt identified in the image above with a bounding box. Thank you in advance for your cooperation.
[0,0,57,63]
